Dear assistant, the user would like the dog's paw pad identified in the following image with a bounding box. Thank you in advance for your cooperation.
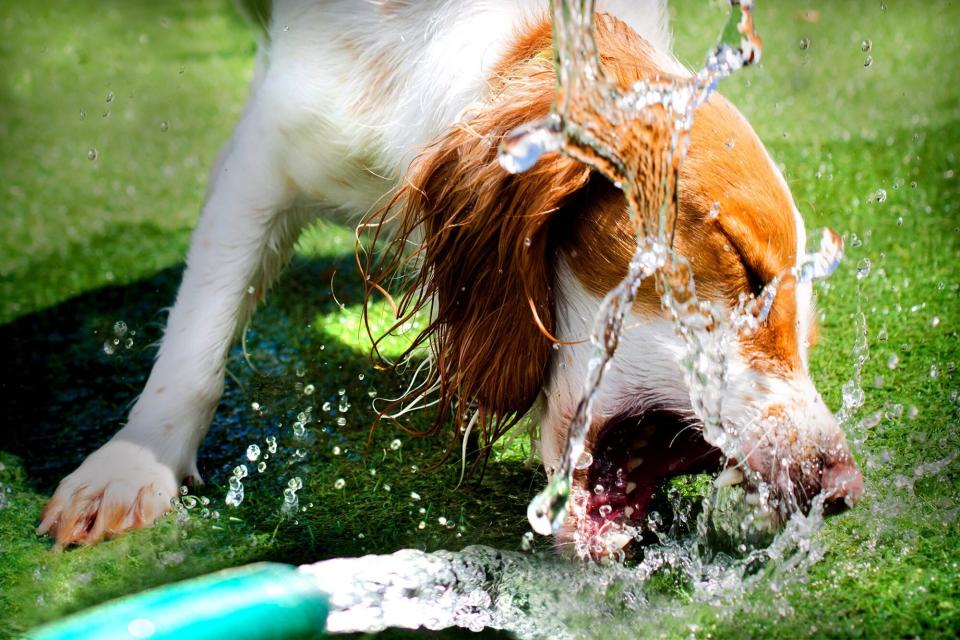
[37,441,179,548]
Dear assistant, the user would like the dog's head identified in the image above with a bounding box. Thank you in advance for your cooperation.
[367,15,862,557]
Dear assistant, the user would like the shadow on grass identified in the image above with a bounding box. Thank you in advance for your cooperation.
[0,247,384,491]
[0,250,533,639]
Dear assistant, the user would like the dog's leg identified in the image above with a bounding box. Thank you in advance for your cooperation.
[39,104,306,547]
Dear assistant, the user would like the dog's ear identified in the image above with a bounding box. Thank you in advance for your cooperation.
[365,51,591,452]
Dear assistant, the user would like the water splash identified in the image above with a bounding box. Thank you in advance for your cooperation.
[509,0,766,541]
[301,493,829,639]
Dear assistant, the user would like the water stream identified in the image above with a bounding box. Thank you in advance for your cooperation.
[194,1,874,636]
[294,1,845,636]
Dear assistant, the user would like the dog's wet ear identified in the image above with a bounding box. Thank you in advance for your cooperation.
[364,54,590,452]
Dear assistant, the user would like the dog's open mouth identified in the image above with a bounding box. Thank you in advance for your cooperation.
[561,404,864,560]
[583,411,719,528]
[562,410,725,557]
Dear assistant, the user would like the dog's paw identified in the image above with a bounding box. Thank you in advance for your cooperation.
[37,440,181,548]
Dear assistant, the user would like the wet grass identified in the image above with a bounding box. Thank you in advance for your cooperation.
[1,0,958,638]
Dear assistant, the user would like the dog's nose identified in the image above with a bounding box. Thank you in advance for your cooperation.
[820,460,864,515]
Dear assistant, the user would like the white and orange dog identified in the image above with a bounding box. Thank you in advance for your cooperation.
[40,0,862,551]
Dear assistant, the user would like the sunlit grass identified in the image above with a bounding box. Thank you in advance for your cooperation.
[0,1,957,638]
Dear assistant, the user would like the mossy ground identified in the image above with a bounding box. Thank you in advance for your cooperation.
[1,1,958,638]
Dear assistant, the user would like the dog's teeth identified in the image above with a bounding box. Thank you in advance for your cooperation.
[626,457,644,472]
[745,492,761,506]
[607,532,632,550]
[624,506,635,518]
[625,481,637,494]
[714,466,744,488]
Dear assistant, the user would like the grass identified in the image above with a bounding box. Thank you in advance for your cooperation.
[0,0,958,638]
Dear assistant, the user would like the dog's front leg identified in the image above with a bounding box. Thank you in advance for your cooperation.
[39,107,306,547]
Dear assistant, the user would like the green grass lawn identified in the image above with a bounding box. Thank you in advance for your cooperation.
[1,0,958,638]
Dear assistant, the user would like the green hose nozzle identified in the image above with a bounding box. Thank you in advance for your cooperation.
[29,563,328,640]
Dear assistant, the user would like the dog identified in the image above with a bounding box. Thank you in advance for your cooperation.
[39,0,863,552]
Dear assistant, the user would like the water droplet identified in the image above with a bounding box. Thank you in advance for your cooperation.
[225,485,244,507]
[930,365,940,379]
[863,55,873,68]
[497,115,562,174]
[266,435,278,454]
[708,201,721,220]
[293,422,306,437]
[887,353,900,369]
[410,491,421,501]
[521,531,534,551]
[799,37,810,50]
[842,381,865,409]
[418,521,426,530]
[574,450,593,470]
[105,91,114,103]
[251,401,261,411]
[288,477,303,491]
[523,237,532,248]
[233,464,248,479]
[333,446,341,455]
[159,120,169,132]
[856,258,872,280]
[338,388,346,396]
[336,417,347,426]
[358,373,365,381]
[390,438,402,451]
[334,478,346,490]
[257,461,267,473]
[861,39,872,52]
[593,484,605,495]
[282,487,299,512]
[303,384,315,395]
[930,316,941,328]
[246,444,261,461]
[87,148,98,161]
[79,109,86,120]
[872,188,887,203]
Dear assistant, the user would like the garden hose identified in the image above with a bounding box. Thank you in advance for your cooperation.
[28,563,329,640]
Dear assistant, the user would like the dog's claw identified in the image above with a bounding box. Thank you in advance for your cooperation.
[37,440,180,548]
